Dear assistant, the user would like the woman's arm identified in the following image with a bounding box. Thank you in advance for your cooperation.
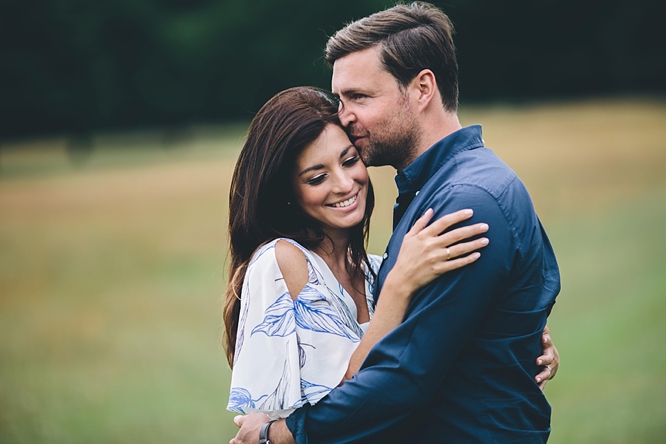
[343,208,489,380]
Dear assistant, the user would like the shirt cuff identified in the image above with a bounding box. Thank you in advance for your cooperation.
[285,404,310,444]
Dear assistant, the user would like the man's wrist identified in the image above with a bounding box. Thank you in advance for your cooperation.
[268,419,295,444]
[259,419,277,444]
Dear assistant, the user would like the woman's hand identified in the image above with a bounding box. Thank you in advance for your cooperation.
[387,208,489,297]
[535,325,559,389]
[344,208,488,382]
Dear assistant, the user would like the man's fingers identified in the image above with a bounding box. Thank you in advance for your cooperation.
[234,415,244,427]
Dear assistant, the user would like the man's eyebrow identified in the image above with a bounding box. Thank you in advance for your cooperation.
[338,88,357,97]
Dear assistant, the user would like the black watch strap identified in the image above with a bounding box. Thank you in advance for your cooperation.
[259,419,277,444]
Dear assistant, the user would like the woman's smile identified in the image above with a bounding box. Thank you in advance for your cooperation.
[328,192,359,209]
[293,124,369,233]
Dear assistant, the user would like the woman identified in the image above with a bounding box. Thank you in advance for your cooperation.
[223,87,556,419]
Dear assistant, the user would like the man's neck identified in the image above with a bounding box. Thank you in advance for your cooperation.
[412,110,462,163]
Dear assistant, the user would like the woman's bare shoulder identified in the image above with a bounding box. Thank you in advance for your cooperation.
[275,239,309,299]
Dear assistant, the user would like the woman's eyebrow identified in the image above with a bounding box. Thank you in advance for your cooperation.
[339,145,354,158]
[298,164,324,177]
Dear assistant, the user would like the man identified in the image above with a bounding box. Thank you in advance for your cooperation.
[233,3,560,443]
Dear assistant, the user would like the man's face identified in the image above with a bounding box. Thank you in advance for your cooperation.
[331,46,420,170]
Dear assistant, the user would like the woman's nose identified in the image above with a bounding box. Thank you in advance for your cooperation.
[331,170,354,194]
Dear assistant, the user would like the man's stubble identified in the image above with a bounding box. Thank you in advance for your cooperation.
[355,93,422,172]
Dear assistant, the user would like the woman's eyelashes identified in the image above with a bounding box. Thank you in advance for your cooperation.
[305,156,359,186]
[307,174,326,186]
[342,155,360,167]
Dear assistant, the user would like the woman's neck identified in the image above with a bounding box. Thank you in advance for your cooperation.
[312,227,369,323]
[312,228,351,273]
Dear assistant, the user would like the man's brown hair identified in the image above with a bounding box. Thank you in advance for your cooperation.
[326,2,458,111]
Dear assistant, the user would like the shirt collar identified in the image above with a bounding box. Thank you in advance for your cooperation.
[395,124,485,196]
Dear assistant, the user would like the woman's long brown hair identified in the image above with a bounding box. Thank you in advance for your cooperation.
[223,87,375,367]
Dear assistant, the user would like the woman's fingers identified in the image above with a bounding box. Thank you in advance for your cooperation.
[421,209,474,236]
[535,326,559,389]
[408,208,435,235]
[432,237,488,270]
[535,367,552,389]
[436,251,482,273]
[446,236,489,259]
[437,223,489,247]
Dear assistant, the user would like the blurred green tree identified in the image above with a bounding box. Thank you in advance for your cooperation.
[0,0,663,139]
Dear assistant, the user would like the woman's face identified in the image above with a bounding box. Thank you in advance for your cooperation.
[293,124,369,235]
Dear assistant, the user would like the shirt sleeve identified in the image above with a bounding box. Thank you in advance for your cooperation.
[228,240,364,421]
[286,185,516,442]
[227,242,304,419]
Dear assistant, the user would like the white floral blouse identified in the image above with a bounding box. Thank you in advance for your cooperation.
[227,238,382,419]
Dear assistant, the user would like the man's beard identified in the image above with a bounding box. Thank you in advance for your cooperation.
[354,94,421,171]
[362,124,420,170]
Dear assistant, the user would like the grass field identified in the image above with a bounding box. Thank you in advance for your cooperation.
[1,99,665,443]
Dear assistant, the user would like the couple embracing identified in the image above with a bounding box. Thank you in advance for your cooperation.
[224,3,560,443]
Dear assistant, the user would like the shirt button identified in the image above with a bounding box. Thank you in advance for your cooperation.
[382,253,389,260]
[415,190,420,196]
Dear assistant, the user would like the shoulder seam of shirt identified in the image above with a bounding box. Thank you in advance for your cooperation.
[444,181,523,251]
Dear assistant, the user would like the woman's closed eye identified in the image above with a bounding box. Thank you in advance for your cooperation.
[342,155,360,168]
[307,174,327,186]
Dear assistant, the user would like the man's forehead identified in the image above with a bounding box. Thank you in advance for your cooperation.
[331,47,383,92]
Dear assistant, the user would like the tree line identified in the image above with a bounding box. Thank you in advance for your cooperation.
[1,0,663,139]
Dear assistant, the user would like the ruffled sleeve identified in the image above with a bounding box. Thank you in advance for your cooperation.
[227,239,363,419]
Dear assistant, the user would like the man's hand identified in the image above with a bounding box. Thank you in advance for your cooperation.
[231,414,295,444]
[230,413,268,444]
[535,325,559,389]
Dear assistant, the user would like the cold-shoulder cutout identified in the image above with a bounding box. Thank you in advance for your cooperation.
[227,238,384,417]
[275,239,309,300]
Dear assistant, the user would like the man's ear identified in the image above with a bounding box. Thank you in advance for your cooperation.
[410,69,437,112]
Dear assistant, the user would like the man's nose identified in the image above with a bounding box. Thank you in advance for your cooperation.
[338,102,355,128]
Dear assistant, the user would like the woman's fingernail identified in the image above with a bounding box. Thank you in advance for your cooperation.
[480,238,489,245]
[464,209,473,215]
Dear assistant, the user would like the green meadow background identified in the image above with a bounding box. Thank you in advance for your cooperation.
[1,98,665,443]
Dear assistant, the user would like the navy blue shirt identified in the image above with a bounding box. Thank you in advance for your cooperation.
[286,125,560,443]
